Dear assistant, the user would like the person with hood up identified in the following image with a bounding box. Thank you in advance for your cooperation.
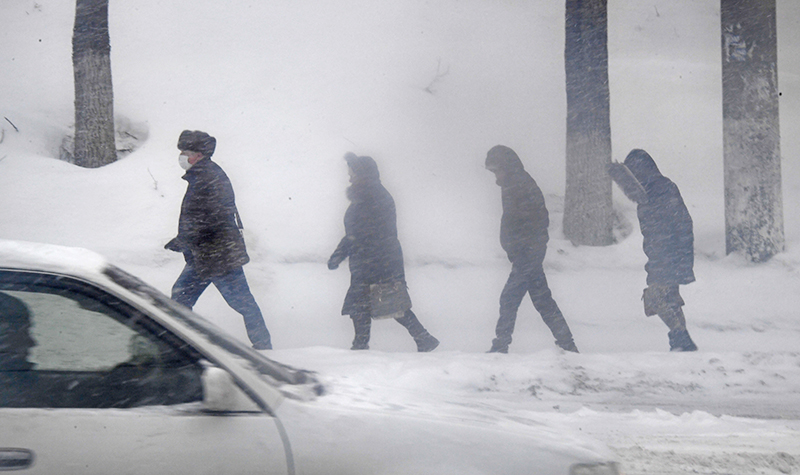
[165,130,272,350]
[328,153,440,352]
[609,149,698,351]
[485,145,578,353]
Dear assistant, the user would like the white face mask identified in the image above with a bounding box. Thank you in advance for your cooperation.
[178,153,193,170]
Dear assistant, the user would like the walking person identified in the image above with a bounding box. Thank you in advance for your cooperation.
[165,130,272,350]
[609,149,698,351]
[327,152,439,352]
[485,145,578,353]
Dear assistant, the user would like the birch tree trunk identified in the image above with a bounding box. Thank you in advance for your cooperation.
[721,0,784,262]
[73,0,116,168]
[563,0,613,246]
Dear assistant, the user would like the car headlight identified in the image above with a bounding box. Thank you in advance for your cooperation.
[569,461,623,475]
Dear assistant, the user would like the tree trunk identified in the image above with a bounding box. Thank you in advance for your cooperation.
[73,0,116,168]
[563,0,613,246]
[721,0,783,262]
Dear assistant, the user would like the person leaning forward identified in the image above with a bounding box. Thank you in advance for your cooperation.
[165,130,272,350]
[608,149,698,352]
[485,145,578,354]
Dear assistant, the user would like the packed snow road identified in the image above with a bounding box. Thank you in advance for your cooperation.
[272,348,800,475]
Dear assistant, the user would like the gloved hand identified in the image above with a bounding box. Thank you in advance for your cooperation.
[327,256,340,270]
[328,237,351,270]
[164,237,182,252]
[608,162,648,204]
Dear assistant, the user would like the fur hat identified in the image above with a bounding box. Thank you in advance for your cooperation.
[177,130,216,158]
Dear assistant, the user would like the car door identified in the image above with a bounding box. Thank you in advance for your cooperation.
[0,270,288,475]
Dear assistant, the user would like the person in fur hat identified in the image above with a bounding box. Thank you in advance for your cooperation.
[165,130,272,350]
[609,148,698,351]
[328,152,439,352]
[485,145,578,354]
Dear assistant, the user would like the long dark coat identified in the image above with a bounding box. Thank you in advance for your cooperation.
[170,158,249,278]
[624,150,695,286]
[329,181,405,315]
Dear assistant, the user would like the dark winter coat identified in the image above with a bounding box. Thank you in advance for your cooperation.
[486,146,550,264]
[500,172,550,264]
[329,180,406,315]
[168,158,249,278]
[624,149,695,286]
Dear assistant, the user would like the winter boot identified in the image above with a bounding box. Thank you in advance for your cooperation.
[414,332,440,352]
[246,324,272,351]
[395,311,438,352]
[351,314,371,350]
[487,338,509,354]
[668,328,698,352]
[252,340,272,350]
[556,338,579,353]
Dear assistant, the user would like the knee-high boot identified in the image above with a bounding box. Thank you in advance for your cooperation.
[659,307,697,352]
[396,310,439,352]
[350,313,371,350]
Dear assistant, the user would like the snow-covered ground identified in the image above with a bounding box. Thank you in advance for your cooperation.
[2,1,799,473]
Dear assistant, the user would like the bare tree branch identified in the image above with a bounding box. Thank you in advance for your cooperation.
[4,117,19,132]
[423,59,450,95]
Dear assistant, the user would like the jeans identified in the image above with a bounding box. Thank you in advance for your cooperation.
[171,265,271,348]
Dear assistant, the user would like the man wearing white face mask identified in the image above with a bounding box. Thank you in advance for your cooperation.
[165,130,272,350]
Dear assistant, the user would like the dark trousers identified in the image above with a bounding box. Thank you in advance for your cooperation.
[493,259,575,350]
[351,310,428,349]
[171,265,271,348]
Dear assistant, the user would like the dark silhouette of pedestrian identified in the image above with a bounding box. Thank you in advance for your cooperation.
[485,145,578,353]
[609,149,698,351]
[328,153,439,352]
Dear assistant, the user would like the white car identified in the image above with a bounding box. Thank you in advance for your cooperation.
[0,240,621,475]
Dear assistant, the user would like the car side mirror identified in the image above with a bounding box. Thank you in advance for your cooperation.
[202,366,260,413]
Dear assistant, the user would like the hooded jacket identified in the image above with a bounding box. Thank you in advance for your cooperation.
[486,146,550,264]
[172,158,249,278]
[624,149,695,285]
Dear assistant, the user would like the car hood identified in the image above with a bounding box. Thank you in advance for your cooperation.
[276,398,616,475]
